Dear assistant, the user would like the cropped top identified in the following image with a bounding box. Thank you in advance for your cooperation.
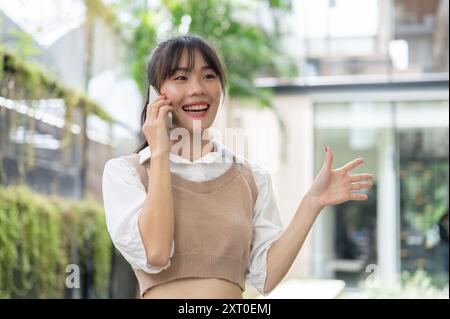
[122,153,258,297]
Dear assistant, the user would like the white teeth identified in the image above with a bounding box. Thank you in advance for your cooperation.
[182,104,209,111]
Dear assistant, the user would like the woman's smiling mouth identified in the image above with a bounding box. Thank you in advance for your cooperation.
[181,102,210,118]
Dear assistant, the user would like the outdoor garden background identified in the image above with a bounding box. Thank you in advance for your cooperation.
[0,0,448,299]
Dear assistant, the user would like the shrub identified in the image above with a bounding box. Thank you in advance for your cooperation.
[0,185,111,298]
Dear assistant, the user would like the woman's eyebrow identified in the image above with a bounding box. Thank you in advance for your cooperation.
[173,65,212,72]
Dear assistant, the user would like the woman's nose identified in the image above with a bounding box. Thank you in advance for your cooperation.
[188,79,206,96]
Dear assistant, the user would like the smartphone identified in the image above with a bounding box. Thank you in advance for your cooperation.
[148,85,173,132]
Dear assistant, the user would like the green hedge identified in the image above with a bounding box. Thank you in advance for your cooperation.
[0,185,111,298]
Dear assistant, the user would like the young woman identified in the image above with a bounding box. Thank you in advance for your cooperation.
[102,34,374,299]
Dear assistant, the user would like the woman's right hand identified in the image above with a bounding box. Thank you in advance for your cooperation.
[142,94,174,157]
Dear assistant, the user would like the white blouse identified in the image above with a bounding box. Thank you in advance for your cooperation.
[102,140,284,296]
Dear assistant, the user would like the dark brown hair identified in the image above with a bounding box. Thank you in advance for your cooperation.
[134,34,227,153]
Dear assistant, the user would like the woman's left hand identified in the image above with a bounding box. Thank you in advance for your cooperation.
[307,146,374,210]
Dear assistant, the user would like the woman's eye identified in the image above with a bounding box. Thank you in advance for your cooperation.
[175,76,187,80]
[204,74,216,79]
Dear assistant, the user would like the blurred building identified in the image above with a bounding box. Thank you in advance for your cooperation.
[227,0,449,292]
[280,0,449,77]
[0,2,139,298]
[0,4,139,201]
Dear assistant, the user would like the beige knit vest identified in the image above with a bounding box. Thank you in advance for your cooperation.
[121,153,258,297]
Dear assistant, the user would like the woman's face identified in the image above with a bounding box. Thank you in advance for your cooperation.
[159,49,222,134]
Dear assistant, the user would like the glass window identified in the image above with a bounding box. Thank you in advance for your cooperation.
[314,98,449,287]
[396,101,449,287]
[314,101,391,285]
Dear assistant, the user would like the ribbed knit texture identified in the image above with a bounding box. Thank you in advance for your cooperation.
[122,153,258,297]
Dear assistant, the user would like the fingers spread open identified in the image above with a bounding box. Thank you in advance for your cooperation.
[341,158,364,172]
[350,174,374,182]
[349,192,369,201]
[350,181,373,191]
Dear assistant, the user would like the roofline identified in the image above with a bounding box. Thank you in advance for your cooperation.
[254,73,449,93]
